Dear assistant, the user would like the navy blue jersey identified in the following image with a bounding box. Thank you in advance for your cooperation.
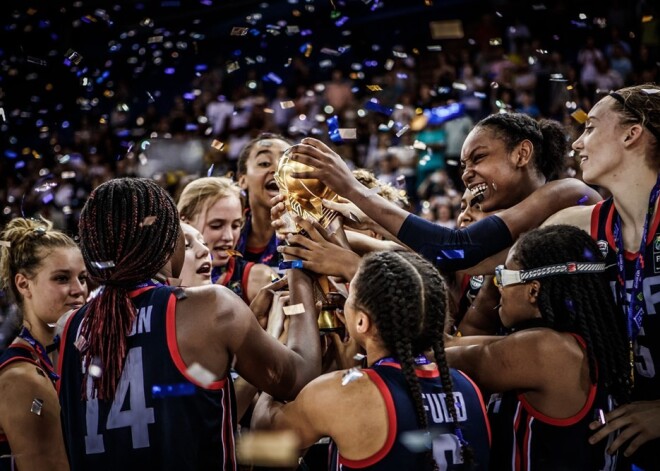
[58,285,237,471]
[330,363,491,470]
[487,334,618,470]
[212,257,254,303]
[591,199,660,469]
[0,344,45,471]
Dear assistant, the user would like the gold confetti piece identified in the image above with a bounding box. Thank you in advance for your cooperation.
[263,107,274,113]
[226,61,240,73]
[489,37,502,46]
[642,15,653,23]
[31,398,44,416]
[231,26,248,36]
[279,100,295,109]
[211,139,225,150]
[366,84,382,91]
[283,303,306,316]
[338,128,357,140]
[225,249,242,257]
[571,109,589,124]
[140,215,157,227]
[429,20,464,40]
[236,431,300,467]
[186,362,217,387]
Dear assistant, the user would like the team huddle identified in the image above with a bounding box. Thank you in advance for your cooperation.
[1,84,660,470]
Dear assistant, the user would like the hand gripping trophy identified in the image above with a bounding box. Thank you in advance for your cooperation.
[274,147,345,331]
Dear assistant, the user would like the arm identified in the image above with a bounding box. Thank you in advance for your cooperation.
[246,263,280,305]
[0,364,69,470]
[541,204,593,232]
[445,330,567,392]
[222,269,321,400]
[455,275,503,336]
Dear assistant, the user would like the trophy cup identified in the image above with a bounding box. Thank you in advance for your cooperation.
[274,147,343,332]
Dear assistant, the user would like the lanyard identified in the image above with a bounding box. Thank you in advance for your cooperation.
[18,327,59,382]
[612,173,660,341]
[372,355,431,367]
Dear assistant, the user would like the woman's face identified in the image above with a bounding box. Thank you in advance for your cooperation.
[187,195,243,268]
[457,189,486,228]
[22,246,87,325]
[460,126,524,212]
[179,222,212,287]
[572,98,628,186]
[239,139,289,210]
[496,247,539,328]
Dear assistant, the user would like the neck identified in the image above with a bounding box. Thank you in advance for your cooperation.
[365,339,392,367]
[610,168,659,250]
[22,320,55,347]
[247,203,275,248]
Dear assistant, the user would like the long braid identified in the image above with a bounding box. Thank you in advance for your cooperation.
[78,178,180,400]
[353,251,471,469]
[513,225,631,404]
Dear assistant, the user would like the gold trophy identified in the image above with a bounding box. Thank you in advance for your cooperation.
[274,147,343,332]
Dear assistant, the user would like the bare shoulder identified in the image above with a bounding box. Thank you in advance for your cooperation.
[542,204,594,232]
[0,361,57,420]
[502,328,581,362]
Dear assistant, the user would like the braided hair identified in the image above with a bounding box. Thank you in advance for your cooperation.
[0,217,77,309]
[78,178,180,400]
[477,113,567,181]
[512,225,631,405]
[352,251,472,467]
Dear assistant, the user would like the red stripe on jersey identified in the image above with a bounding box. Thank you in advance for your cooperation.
[241,262,254,304]
[338,369,397,468]
[223,385,237,470]
[513,402,522,471]
[377,361,440,378]
[522,415,533,471]
[455,369,492,446]
[57,308,80,394]
[165,292,226,389]
[590,201,604,241]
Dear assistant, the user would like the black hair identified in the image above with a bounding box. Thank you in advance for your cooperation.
[236,132,293,178]
[352,251,473,467]
[477,113,567,181]
[512,225,631,404]
[78,178,180,400]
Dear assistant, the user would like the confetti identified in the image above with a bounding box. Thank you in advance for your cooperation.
[436,250,465,261]
[65,48,83,65]
[231,26,248,35]
[207,164,214,177]
[88,357,102,378]
[0,108,5,121]
[320,47,341,56]
[226,61,240,73]
[30,398,44,416]
[400,429,433,452]
[341,367,364,386]
[353,353,366,361]
[186,362,217,387]
[226,249,242,257]
[413,140,427,151]
[395,125,410,137]
[577,195,589,205]
[338,128,357,140]
[283,303,305,316]
[642,88,660,95]
[90,260,116,269]
[152,382,196,398]
[264,72,283,85]
[280,100,295,109]
[429,20,464,40]
[571,109,589,124]
[211,139,225,150]
[596,408,606,425]
[236,431,300,467]
[366,84,382,91]
[27,56,47,66]
[140,215,157,227]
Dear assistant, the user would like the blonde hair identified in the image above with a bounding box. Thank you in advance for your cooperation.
[0,217,77,305]
[352,169,409,208]
[177,177,243,222]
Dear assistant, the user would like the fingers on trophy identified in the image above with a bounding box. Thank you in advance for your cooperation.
[274,146,345,332]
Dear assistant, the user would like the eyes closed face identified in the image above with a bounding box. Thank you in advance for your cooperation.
[457,188,486,229]
[240,139,289,210]
[188,195,244,268]
[179,222,212,287]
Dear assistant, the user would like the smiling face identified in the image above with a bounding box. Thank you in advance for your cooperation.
[457,188,486,228]
[179,222,212,286]
[572,98,628,187]
[20,246,87,326]
[239,139,289,210]
[460,126,524,212]
[187,195,244,268]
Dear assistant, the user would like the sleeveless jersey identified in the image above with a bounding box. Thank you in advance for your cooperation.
[487,334,617,470]
[330,363,491,470]
[591,198,660,468]
[58,285,237,471]
[0,345,46,471]
[237,210,280,268]
[212,257,254,303]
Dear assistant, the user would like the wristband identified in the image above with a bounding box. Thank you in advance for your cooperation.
[279,259,304,270]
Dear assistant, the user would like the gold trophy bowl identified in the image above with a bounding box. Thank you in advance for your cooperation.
[274,148,339,233]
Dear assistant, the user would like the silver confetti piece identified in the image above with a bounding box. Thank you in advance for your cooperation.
[353,353,366,361]
[341,367,364,386]
[30,398,44,416]
[90,260,116,269]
